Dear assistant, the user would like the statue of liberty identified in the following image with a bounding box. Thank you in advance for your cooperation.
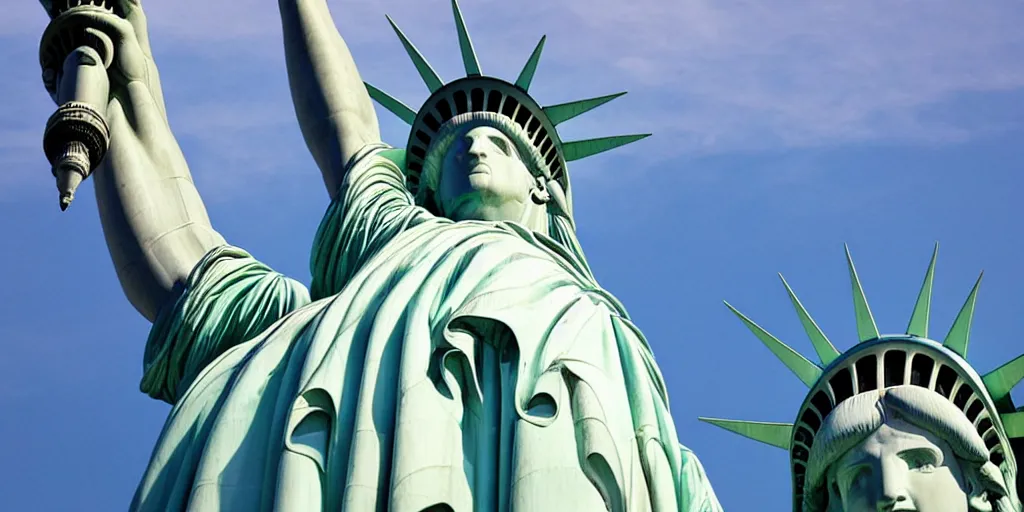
[34,0,722,510]
[701,246,1024,511]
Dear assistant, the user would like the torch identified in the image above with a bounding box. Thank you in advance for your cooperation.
[39,1,117,211]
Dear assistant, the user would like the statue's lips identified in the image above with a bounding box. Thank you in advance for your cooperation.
[468,161,489,175]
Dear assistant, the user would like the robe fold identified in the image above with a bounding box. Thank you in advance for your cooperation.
[130,144,722,512]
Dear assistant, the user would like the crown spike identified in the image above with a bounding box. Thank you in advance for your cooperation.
[725,301,823,387]
[907,243,938,338]
[698,417,793,450]
[983,353,1024,404]
[779,274,840,366]
[562,134,651,162]
[943,271,983,358]
[450,0,481,76]
[845,244,880,342]
[1001,411,1024,439]
[543,92,627,126]
[386,15,444,93]
[364,82,416,125]
[515,35,546,91]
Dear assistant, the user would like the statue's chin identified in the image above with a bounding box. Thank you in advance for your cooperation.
[443,195,519,223]
[443,205,496,223]
[450,208,511,223]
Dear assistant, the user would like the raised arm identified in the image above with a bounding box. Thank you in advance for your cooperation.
[278,0,382,200]
[39,3,225,321]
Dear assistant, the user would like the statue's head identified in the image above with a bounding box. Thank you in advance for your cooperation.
[701,246,1024,512]
[811,386,1012,511]
[422,113,553,230]
[363,0,651,234]
[438,125,537,220]
[437,125,539,221]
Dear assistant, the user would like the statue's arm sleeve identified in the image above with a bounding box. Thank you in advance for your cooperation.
[140,245,311,404]
[309,143,433,298]
[679,445,725,512]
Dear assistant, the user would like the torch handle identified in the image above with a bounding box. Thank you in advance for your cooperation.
[56,45,110,106]
[43,42,112,211]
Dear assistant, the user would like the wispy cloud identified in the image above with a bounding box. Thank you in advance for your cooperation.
[555,0,1024,149]
[2,0,1022,193]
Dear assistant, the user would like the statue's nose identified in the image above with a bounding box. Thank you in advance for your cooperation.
[467,137,489,160]
[876,494,911,512]
[875,457,913,511]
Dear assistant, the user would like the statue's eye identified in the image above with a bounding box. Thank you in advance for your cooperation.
[489,136,510,156]
[901,449,939,473]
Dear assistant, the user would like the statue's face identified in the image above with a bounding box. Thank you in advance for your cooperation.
[437,126,538,222]
[827,418,969,511]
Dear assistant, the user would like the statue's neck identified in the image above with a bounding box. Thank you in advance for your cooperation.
[516,201,549,236]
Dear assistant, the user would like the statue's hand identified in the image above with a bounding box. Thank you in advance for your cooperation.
[38,1,150,47]
[39,1,186,185]
[40,1,164,114]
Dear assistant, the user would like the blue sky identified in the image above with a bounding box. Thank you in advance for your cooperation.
[1,0,1023,509]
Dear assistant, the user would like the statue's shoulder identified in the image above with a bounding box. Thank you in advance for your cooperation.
[377,147,407,171]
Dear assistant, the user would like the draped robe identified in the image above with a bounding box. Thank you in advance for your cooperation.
[130,144,722,511]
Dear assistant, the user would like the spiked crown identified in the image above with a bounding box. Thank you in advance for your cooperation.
[700,245,1024,510]
[366,0,649,214]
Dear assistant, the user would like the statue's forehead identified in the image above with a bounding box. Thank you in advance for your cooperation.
[448,124,514,145]
[462,125,507,137]
[839,419,951,467]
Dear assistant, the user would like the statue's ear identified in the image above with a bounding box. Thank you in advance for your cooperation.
[965,461,1008,512]
[530,176,551,205]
